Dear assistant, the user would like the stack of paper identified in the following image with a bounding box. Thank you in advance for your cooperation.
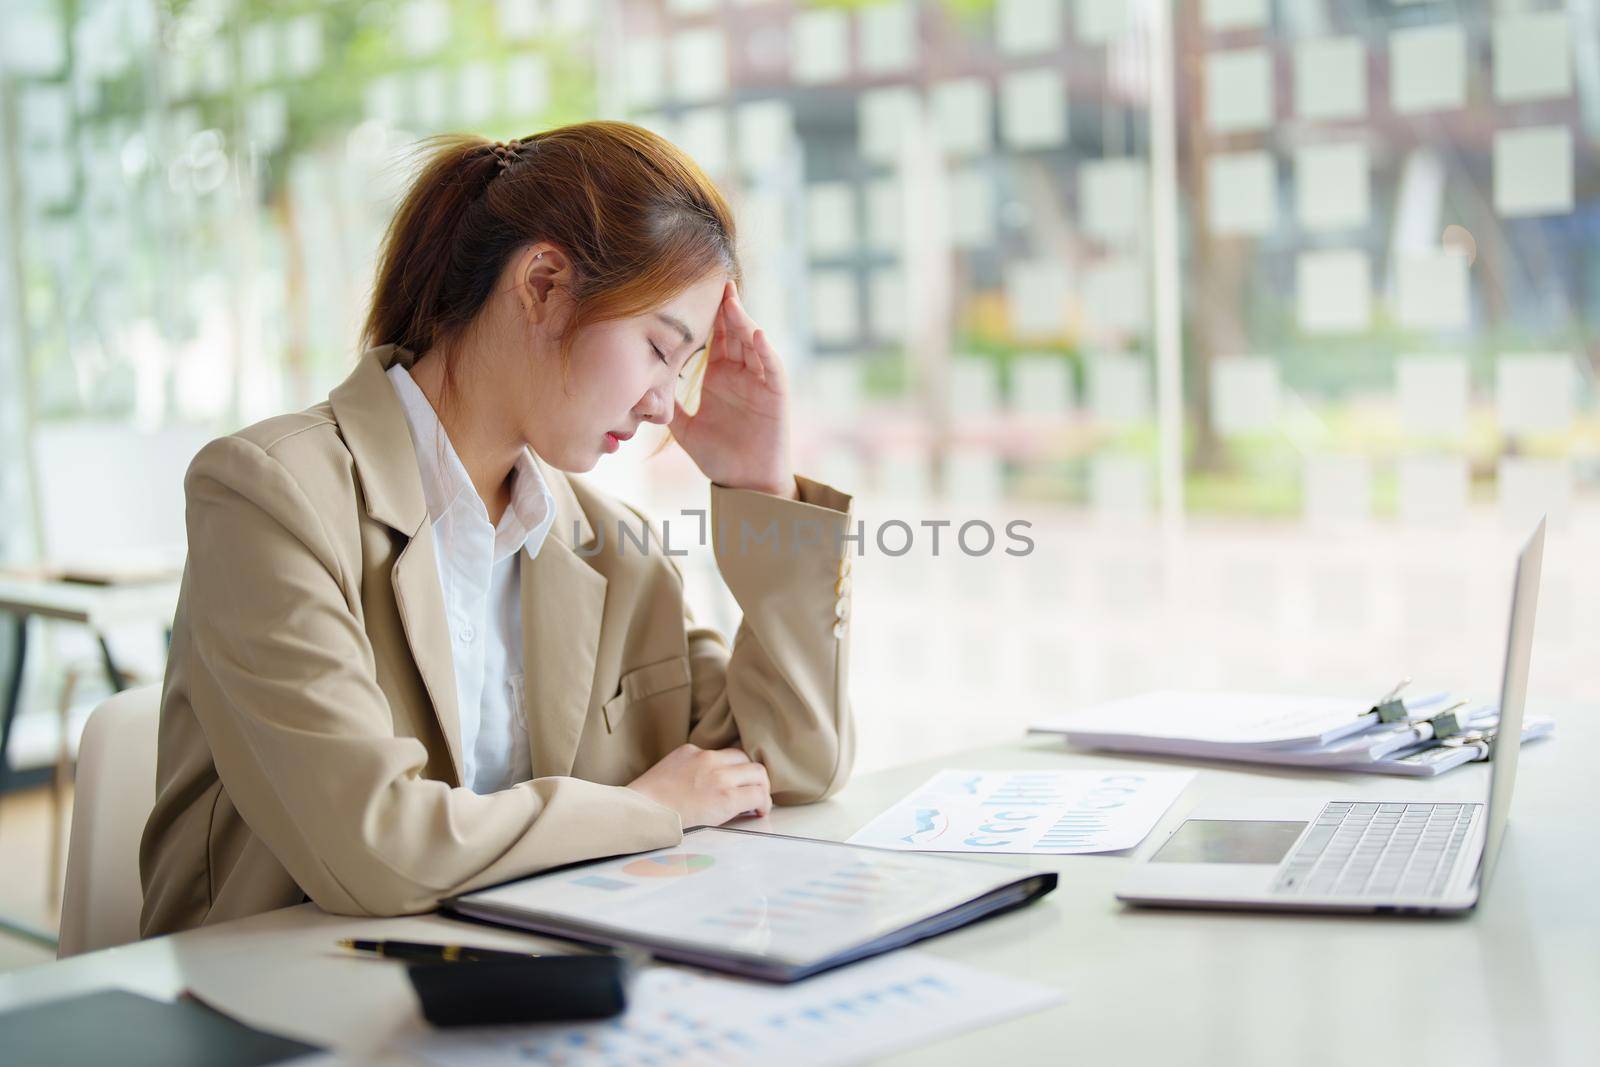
[1029,691,1553,777]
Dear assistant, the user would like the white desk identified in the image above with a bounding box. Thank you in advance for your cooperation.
[2,711,1596,1066]
[0,576,181,630]
[0,573,180,722]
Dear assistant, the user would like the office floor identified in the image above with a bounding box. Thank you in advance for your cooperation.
[0,785,68,970]
[1,506,1593,970]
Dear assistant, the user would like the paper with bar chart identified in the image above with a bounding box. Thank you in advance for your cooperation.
[848,769,1195,854]
[454,827,1049,969]
[405,950,1064,1067]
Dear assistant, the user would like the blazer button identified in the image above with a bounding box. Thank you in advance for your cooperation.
[838,555,853,578]
[835,576,852,597]
[833,596,849,620]
[832,620,847,640]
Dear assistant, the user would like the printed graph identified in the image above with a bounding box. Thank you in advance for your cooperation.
[851,770,1194,854]
[696,860,938,938]
[982,773,1078,807]
[571,874,633,892]
[405,925,1066,1067]
[898,806,950,845]
[622,853,716,878]
[1035,810,1124,849]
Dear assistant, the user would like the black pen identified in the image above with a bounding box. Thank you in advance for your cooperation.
[338,938,541,963]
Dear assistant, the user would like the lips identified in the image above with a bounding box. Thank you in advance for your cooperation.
[609,429,635,441]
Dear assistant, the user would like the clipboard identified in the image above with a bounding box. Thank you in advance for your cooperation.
[442,826,1057,982]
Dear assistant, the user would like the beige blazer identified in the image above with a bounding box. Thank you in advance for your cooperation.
[139,346,855,938]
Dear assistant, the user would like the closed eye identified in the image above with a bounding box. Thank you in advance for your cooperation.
[655,342,700,380]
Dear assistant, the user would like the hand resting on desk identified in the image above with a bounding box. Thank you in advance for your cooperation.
[626,743,773,827]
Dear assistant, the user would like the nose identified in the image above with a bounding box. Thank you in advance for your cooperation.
[636,380,674,425]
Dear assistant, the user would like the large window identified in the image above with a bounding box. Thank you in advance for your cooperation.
[2,0,1595,767]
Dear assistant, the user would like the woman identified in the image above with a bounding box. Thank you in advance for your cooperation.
[139,122,855,937]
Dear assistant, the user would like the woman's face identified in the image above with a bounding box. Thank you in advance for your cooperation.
[508,250,726,472]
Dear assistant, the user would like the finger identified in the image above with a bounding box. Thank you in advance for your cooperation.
[729,297,770,376]
[705,747,752,766]
[707,300,732,367]
[752,329,784,379]
[731,783,772,818]
[709,306,745,370]
[716,281,756,343]
[749,329,781,384]
[725,286,761,346]
[710,787,767,826]
[719,762,769,789]
[733,330,764,377]
[718,331,749,375]
[725,313,760,374]
[706,297,733,364]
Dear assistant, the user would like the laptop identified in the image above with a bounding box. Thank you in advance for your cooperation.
[1116,518,1544,915]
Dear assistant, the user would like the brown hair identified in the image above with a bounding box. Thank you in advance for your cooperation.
[361,121,740,382]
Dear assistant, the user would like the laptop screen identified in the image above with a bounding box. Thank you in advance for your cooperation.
[1477,517,1544,891]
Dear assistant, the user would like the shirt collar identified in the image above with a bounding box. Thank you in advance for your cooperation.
[385,363,557,563]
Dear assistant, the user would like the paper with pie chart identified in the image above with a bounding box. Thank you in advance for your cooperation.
[847,769,1195,854]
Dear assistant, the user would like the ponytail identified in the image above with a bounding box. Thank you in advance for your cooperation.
[359,122,739,371]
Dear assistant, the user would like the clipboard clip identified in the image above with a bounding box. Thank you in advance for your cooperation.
[1439,725,1499,761]
[1366,680,1471,740]
[1368,678,1412,723]
[1415,700,1469,741]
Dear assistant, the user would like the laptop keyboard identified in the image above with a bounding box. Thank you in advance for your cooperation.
[1272,801,1480,899]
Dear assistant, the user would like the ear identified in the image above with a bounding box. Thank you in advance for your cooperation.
[516,242,572,324]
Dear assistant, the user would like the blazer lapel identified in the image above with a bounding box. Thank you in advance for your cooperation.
[392,520,465,786]
[521,460,607,780]
[331,346,465,786]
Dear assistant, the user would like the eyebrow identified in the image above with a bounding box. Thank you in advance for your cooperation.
[655,312,703,356]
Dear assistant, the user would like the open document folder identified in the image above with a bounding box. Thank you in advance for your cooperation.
[1029,691,1553,777]
[445,827,1056,982]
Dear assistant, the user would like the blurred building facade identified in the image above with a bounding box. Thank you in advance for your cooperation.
[1,0,1596,769]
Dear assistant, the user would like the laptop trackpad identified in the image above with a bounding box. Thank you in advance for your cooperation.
[1151,819,1307,865]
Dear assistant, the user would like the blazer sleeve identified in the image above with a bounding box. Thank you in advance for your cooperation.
[177,436,683,918]
[684,475,857,804]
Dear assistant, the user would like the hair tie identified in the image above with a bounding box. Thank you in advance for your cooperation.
[487,136,533,179]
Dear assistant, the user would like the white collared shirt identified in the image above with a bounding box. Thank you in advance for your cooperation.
[386,364,557,793]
